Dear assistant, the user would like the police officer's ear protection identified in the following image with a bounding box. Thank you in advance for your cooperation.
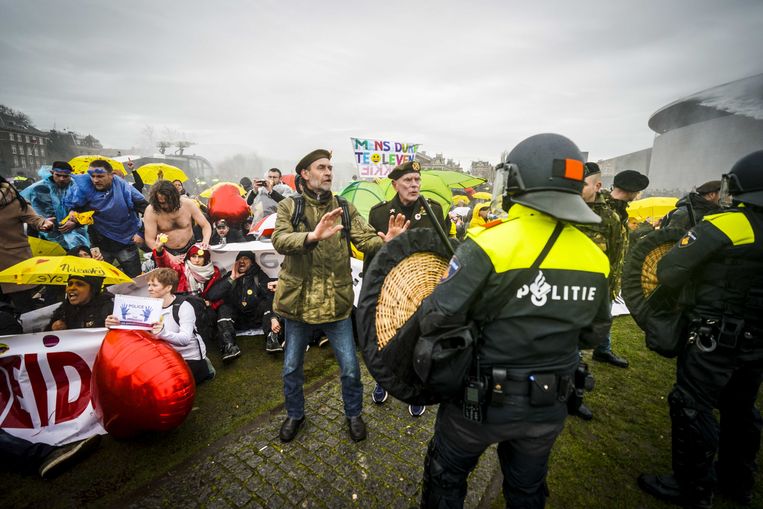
[494,162,522,212]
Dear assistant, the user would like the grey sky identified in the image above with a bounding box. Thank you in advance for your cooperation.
[2,0,762,169]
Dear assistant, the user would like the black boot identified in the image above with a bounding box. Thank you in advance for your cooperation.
[217,320,241,362]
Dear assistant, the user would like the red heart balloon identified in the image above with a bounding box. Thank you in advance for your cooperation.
[91,329,196,438]
[208,184,250,224]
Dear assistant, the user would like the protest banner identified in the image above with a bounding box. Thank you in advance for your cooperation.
[351,138,421,179]
[0,329,107,446]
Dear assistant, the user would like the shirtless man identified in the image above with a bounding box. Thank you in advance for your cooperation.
[143,180,211,259]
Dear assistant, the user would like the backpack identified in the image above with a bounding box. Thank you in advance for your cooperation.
[172,294,214,355]
[290,194,352,257]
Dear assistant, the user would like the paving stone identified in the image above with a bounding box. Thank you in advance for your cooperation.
[125,364,499,508]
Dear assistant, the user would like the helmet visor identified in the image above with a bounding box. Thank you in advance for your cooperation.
[719,173,736,208]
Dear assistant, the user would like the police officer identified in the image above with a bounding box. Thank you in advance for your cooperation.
[366,160,448,416]
[638,150,763,508]
[418,134,611,508]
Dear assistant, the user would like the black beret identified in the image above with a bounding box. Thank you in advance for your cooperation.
[583,162,601,178]
[613,170,649,192]
[388,160,421,180]
[295,149,331,173]
[51,161,73,173]
[696,180,721,194]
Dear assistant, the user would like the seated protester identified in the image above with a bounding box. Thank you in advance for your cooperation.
[67,245,93,258]
[209,219,245,245]
[0,429,100,479]
[153,239,222,340]
[47,275,113,331]
[206,251,283,359]
[106,268,215,385]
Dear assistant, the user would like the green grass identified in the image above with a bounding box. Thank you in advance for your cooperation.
[490,316,763,508]
[0,336,339,509]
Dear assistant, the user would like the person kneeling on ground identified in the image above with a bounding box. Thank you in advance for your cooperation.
[0,429,101,479]
[106,268,216,385]
[206,251,283,356]
[47,275,113,331]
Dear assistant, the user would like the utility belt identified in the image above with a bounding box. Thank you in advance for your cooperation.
[688,316,763,353]
[462,367,574,423]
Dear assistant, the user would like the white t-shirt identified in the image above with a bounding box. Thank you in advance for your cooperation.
[157,299,207,361]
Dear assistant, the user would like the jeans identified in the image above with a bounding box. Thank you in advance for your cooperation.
[0,429,55,474]
[100,243,141,278]
[283,317,362,419]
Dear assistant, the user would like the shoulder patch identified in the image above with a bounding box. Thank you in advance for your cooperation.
[678,230,697,248]
[704,210,755,246]
[441,256,461,282]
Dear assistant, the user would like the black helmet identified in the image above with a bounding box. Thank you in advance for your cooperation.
[721,150,763,207]
[498,133,600,223]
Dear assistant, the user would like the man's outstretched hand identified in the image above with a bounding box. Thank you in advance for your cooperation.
[307,207,344,243]
[380,213,410,242]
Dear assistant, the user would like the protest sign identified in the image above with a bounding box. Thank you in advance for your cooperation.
[351,138,421,179]
[112,295,163,329]
[0,329,107,446]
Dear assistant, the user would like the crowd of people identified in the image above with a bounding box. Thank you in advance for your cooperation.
[0,141,761,509]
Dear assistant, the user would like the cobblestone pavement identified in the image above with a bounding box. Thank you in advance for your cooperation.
[124,364,498,509]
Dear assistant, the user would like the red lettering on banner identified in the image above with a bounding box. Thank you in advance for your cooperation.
[49,352,91,424]
[25,354,49,426]
[0,355,33,428]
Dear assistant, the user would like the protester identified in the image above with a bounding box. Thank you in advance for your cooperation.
[271,148,409,443]
[172,179,187,196]
[106,268,216,385]
[0,430,101,479]
[62,160,147,278]
[210,219,245,245]
[661,179,722,231]
[20,161,90,251]
[246,168,293,222]
[68,245,93,258]
[142,180,211,259]
[468,201,491,230]
[47,275,113,331]
[206,251,281,358]
[416,133,610,508]
[0,174,54,311]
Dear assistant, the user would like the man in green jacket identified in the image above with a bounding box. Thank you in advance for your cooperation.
[272,149,408,443]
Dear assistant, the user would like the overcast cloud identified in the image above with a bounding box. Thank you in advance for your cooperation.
[2,0,762,170]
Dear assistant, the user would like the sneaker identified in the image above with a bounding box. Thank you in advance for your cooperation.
[408,405,426,417]
[372,383,388,404]
[265,332,283,353]
[318,336,329,348]
[39,435,101,479]
[221,343,241,362]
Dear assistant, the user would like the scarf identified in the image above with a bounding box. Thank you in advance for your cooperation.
[185,260,216,293]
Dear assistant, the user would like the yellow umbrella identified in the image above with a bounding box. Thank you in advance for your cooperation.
[69,155,127,176]
[28,237,66,256]
[135,163,188,185]
[199,182,246,199]
[627,196,678,221]
[0,256,133,286]
[472,192,492,201]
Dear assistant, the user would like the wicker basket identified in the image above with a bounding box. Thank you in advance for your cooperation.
[640,242,675,297]
[375,252,448,349]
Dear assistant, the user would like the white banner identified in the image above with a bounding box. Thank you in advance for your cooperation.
[0,329,107,446]
[351,137,420,179]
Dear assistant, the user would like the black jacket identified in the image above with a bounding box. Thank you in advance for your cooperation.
[206,264,272,315]
[47,292,114,330]
[661,193,722,231]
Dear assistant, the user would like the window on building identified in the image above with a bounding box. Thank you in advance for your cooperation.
[34,147,39,157]
[11,145,17,155]
[8,133,14,142]
[21,158,26,168]
[28,156,34,166]
[25,135,30,143]
[40,148,45,157]
[13,156,19,167]
[39,138,44,145]
[27,146,33,156]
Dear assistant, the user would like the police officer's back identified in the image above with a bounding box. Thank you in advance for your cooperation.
[638,150,763,507]
[417,133,610,508]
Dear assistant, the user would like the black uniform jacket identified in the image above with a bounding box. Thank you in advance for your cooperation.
[420,204,611,378]
[47,292,114,330]
[657,206,763,325]
[206,264,272,315]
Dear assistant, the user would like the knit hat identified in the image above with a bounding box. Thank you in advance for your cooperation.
[186,243,210,264]
[68,274,104,294]
[235,251,256,262]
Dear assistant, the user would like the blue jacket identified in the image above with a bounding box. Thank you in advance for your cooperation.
[64,174,146,245]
